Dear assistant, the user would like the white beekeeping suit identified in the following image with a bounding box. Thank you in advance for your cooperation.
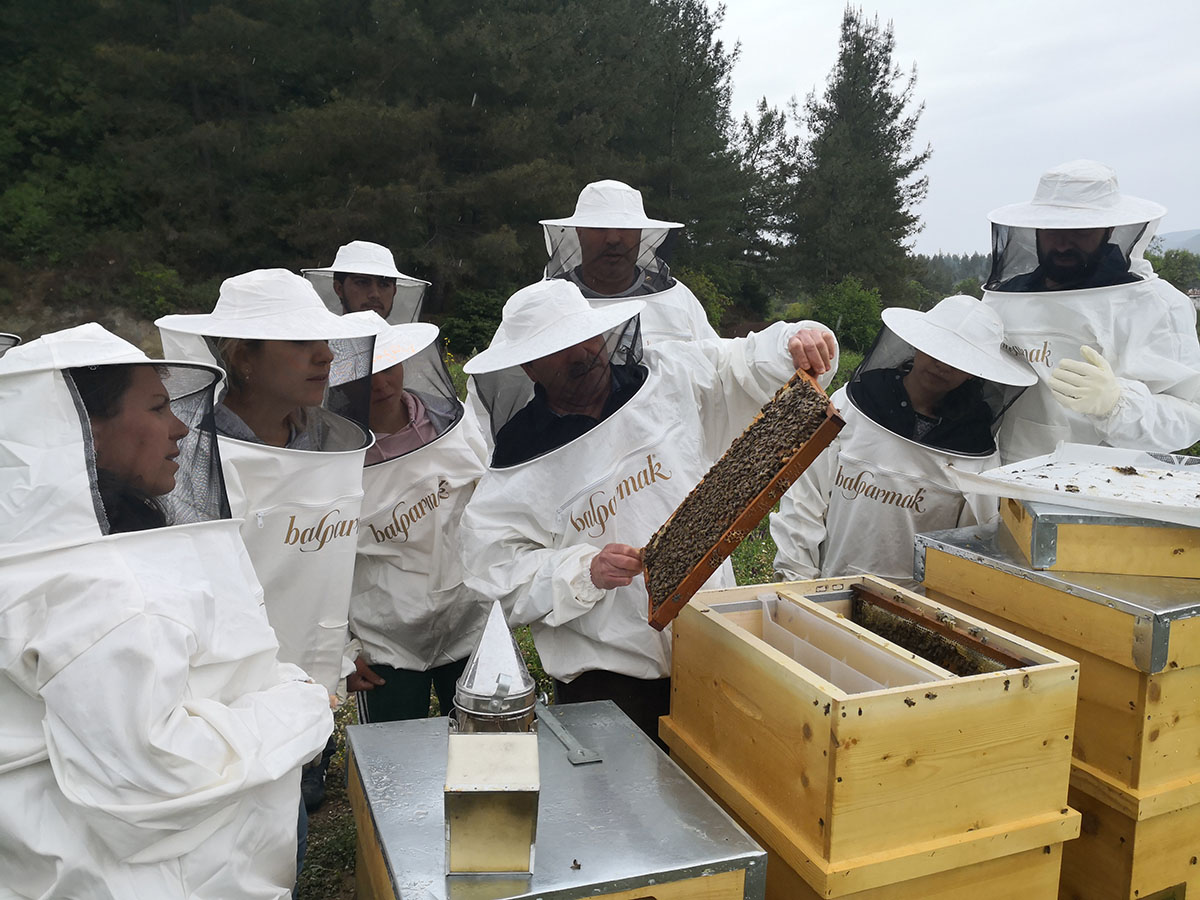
[772,296,1036,583]
[540,179,719,345]
[348,319,491,715]
[303,239,431,324]
[157,270,379,695]
[460,280,836,691]
[983,160,1200,463]
[0,324,332,900]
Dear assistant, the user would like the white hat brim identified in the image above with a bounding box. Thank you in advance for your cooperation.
[464,299,644,374]
[372,322,440,373]
[156,305,382,341]
[539,213,683,230]
[881,308,1038,386]
[988,195,1166,229]
[301,264,430,286]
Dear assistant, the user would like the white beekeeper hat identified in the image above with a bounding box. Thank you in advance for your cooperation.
[463,280,643,374]
[988,160,1165,229]
[371,321,440,374]
[539,180,683,230]
[156,269,381,340]
[301,240,431,286]
[881,295,1037,387]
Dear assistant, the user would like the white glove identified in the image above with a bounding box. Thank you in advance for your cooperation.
[1049,346,1121,416]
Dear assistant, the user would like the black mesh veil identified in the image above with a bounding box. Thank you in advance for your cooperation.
[543,227,679,295]
[985,222,1152,290]
[366,327,463,465]
[846,324,1026,457]
[65,362,229,533]
[189,333,376,452]
[0,333,19,357]
[472,314,644,465]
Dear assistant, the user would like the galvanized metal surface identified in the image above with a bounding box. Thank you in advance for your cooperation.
[453,601,537,729]
[348,700,767,900]
[914,523,1200,673]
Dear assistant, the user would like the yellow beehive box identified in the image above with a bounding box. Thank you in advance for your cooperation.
[660,575,1080,899]
[1000,498,1200,578]
[917,524,1200,900]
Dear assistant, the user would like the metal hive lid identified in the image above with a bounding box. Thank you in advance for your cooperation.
[454,601,537,716]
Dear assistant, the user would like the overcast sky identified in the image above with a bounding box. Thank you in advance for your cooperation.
[712,0,1200,255]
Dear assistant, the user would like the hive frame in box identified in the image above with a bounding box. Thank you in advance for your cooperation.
[645,370,844,630]
[660,575,1082,899]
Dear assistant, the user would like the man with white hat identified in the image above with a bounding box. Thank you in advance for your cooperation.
[303,240,431,324]
[772,295,1037,583]
[540,179,720,344]
[983,160,1200,462]
[459,279,836,741]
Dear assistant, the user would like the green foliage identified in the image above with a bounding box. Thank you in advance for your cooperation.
[809,275,882,353]
[1146,247,1200,293]
[120,264,188,319]
[778,7,930,302]
[781,300,812,322]
[439,287,507,356]
[674,264,731,330]
[951,276,983,299]
[830,349,864,394]
[731,517,779,586]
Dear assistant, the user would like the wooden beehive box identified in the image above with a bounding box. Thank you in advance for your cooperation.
[659,575,1081,900]
[1001,497,1200,578]
[916,524,1200,900]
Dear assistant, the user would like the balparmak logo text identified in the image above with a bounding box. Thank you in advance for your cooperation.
[1003,340,1053,369]
[569,453,672,538]
[368,479,451,544]
[835,466,926,512]
[285,508,359,552]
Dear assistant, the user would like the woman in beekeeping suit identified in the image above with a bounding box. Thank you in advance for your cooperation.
[303,239,431,324]
[156,269,379,700]
[345,318,492,723]
[0,324,333,900]
[771,295,1037,584]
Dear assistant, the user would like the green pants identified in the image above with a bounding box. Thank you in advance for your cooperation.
[355,657,469,723]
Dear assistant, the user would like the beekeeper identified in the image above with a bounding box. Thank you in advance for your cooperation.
[459,279,836,740]
[0,332,19,356]
[156,270,379,697]
[540,179,720,344]
[983,159,1200,462]
[772,295,1037,583]
[303,239,431,323]
[345,318,492,723]
[0,324,333,900]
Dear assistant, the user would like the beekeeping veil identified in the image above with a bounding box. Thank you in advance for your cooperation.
[156,270,380,693]
[847,295,1037,456]
[464,280,644,466]
[540,180,684,294]
[303,240,430,324]
[0,323,226,550]
[0,333,20,357]
[985,160,1165,291]
[365,318,462,464]
[157,268,377,450]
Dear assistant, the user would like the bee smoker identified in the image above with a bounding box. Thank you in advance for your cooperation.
[444,601,540,875]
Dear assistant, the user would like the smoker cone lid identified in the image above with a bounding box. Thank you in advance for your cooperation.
[454,601,537,715]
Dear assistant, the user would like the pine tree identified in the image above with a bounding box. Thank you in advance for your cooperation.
[782,6,930,305]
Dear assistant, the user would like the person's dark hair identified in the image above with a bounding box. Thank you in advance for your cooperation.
[68,364,169,533]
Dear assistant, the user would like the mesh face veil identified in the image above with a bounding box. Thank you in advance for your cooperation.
[366,324,463,465]
[472,315,644,465]
[543,226,679,296]
[65,361,230,534]
[847,323,1028,457]
[985,221,1154,291]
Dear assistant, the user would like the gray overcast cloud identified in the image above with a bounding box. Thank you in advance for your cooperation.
[712,0,1200,254]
